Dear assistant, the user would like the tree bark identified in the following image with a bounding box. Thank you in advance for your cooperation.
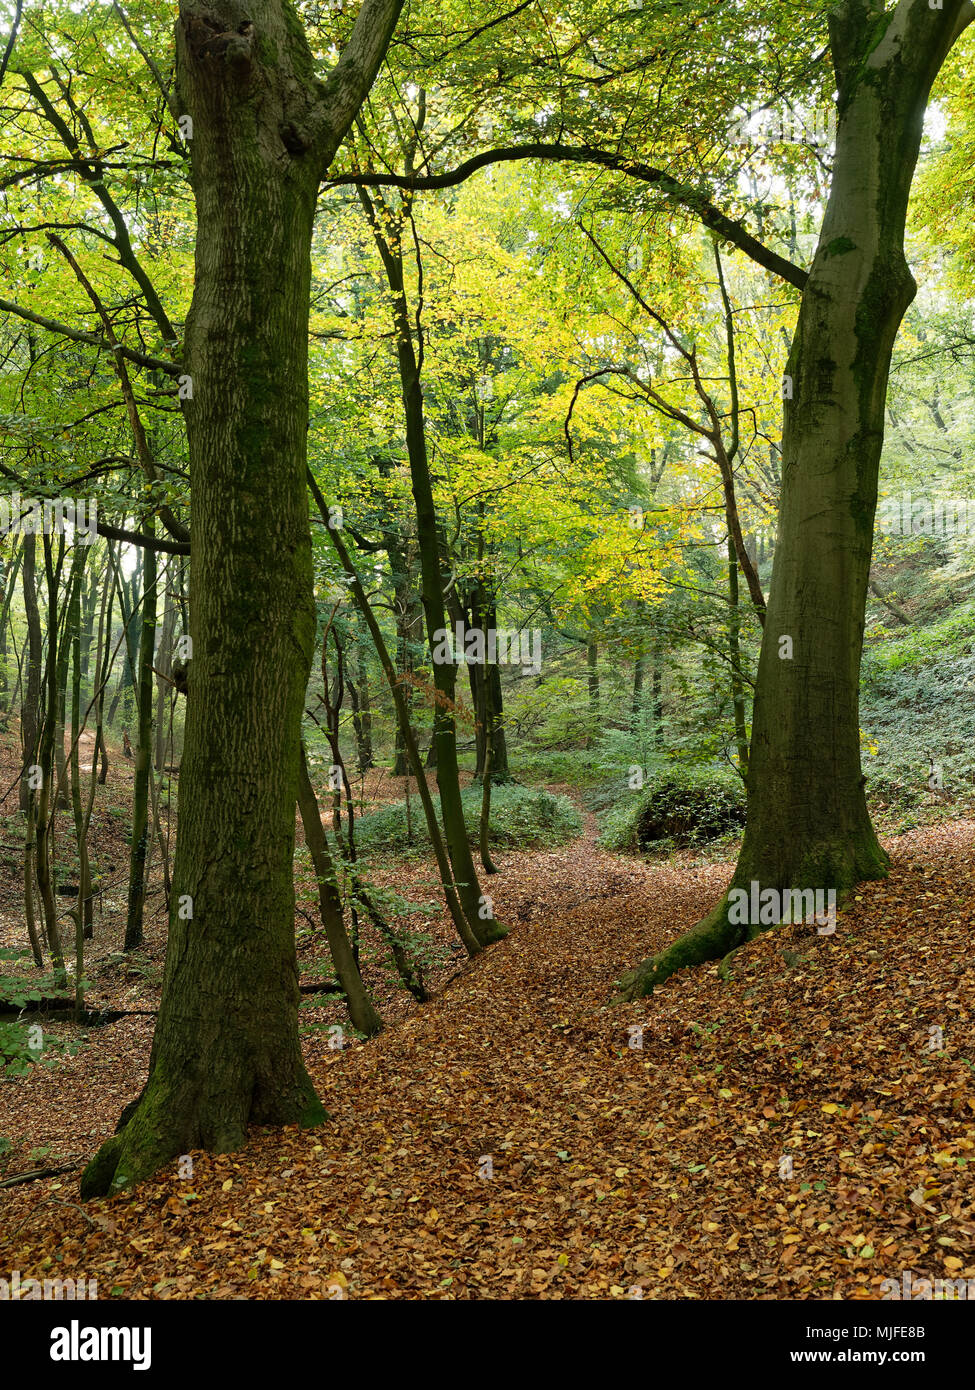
[727,539,750,778]
[20,535,42,815]
[357,187,502,947]
[35,537,68,989]
[620,0,973,997]
[124,523,156,952]
[297,744,382,1037]
[81,0,405,1198]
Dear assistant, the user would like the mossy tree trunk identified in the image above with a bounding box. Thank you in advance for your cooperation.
[81,0,405,1198]
[124,522,156,952]
[297,743,382,1037]
[469,582,510,784]
[311,472,484,957]
[20,533,42,814]
[357,186,503,947]
[621,0,973,998]
[35,536,69,988]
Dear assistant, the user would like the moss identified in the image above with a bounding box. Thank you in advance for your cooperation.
[254,33,278,67]
[279,0,319,90]
[79,1134,125,1199]
[297,1094,328,1128]
[616,817,890,1000]
[824,236,857,258]
[617,896,746,999]
[477,920,509,946]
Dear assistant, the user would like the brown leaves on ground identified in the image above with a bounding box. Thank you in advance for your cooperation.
[1,810,974,1300]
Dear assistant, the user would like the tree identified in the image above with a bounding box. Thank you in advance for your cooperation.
[80,0,405,1198]
[335,0,973,989]
[622,0,974,993]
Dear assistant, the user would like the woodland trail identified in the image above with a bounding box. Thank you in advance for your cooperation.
[1,815,974,1299]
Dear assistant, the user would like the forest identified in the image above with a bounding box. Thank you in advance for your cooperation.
[0,0,974,1336]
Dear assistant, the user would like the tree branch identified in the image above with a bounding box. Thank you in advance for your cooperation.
[311,0,407,167]
[328,142,809,290]
[95,522,190,555]
[0,296,181,375]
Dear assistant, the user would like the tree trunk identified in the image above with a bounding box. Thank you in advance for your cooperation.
[154,569,176,771]
[631,650,644,733]
[357,188,502,947]
[311,473,483,957]
[35,537,68,989]
[20,535,42,815]
[469,584,510,783]
[347,623,374,772]
[586,637,599,732]
[651,648,663,750]
[297,744,382,1037]
[79,561,100,693]
[727,539,750,778]
[81,0,405,1198]
[53,566,73,811]
[124,524,156,952]
[68,546,93,967]
[620,0,972,997]
[391,580,422,776]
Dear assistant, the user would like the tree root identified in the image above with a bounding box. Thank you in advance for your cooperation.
[80,1067,327,1199]
[615,895,747,1001]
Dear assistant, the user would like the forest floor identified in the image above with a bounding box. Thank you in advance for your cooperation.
[1,731,974,1299]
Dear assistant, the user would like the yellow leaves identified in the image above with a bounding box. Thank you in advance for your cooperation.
[821,1103,839,1115]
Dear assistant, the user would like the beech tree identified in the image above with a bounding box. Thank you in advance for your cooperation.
[80,0,404,1198]
[622,0,974,991]
[333,0,974,991]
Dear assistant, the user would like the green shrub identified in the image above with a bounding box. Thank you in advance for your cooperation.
[354,783,582,854]
[600,765,746,851]
[0,948,82,1077]
[515,749,603,787]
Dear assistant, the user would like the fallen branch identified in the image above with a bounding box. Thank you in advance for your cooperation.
[0,1162,81,1189]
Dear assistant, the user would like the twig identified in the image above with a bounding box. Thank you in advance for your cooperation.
[0,1161,80,1189]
